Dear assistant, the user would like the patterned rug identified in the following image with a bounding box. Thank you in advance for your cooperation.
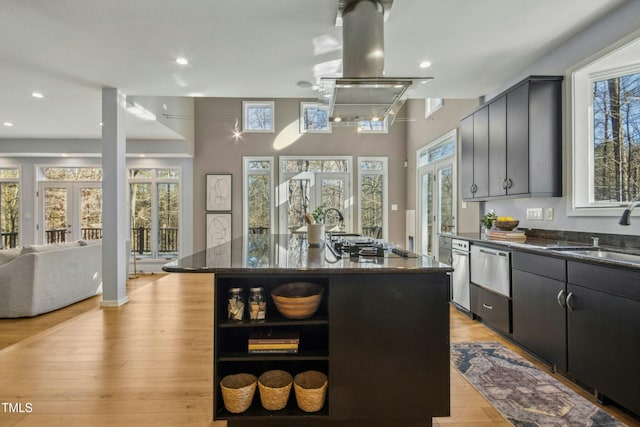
[451,342,627,427]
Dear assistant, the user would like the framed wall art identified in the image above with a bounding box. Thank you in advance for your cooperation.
[206,174,232,211]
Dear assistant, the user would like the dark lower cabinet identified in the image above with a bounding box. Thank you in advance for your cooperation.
[512,252,567,371]
[567,262,640,417]
[470,283,511,335]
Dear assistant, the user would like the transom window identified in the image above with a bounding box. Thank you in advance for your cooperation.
[300,102,331,133]
[243,101,275,133]
[358,117,388,133]
[40,167,102,181]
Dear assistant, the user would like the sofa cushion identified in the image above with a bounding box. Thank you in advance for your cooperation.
[0,247,21,266]
[21,241,81,255]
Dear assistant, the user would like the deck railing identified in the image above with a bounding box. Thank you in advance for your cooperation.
[41,227,179,254]
[1,232,18,248]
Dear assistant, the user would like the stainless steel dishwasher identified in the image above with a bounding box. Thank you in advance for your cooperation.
[451,239,470,311]
[470,245,511,297]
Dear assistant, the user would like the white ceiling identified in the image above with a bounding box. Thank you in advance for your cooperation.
[0,0,628,139]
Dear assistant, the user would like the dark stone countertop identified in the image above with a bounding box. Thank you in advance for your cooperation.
[164,234,452,274]
[440,231,640,271]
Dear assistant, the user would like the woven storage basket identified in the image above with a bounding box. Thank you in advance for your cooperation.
[271,282,324,319]
[258,370,293,411]
[220,373,257,414]
[293,370,328,412]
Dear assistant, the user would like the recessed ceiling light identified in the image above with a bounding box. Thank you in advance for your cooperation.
[333,117,342,122]
[175,57,189,65]
[31,92,44,98]
[99,122,103,126]
[419,60,432,69]
[3,122,13,127]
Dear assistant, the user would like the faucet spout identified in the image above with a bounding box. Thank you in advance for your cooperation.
[323,208,345,229]
[619,193,640,226]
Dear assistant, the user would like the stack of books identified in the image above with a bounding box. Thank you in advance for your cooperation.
[487,229,526,243]
[248,330,299,354]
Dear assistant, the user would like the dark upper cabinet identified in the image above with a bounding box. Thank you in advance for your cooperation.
[460,114,474,200]
[461,76,563,201]
[460,106,489,199]
[488,95,507,197]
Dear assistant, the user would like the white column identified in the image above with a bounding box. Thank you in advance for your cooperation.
[101,87,129,307]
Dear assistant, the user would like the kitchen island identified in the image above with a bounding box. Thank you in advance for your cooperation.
[164,234,452,427]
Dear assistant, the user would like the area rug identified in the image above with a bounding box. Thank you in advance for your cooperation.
[451,342,627,427]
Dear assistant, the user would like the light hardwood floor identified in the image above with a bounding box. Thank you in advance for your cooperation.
[0,273,637,427]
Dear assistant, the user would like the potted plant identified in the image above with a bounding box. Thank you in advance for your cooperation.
[481,211,497,234]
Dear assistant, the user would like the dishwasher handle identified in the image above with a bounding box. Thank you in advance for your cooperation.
[478,248,510,258]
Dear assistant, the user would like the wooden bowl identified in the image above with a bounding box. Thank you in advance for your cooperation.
[493,220,519,231]
[271,282,324,319]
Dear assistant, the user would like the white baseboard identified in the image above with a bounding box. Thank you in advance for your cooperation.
[100,296,129,307]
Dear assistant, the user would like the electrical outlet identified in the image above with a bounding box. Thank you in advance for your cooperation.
[526,208,543,220]
[545,208,554,221]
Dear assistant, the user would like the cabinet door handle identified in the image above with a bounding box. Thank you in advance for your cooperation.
[483,303,493,310]
[506,178,513,189]
[448,254,453,264]
[556,289,566,307]
[470,184,477,194]
[566,292,575,311]
[501,179,508,190]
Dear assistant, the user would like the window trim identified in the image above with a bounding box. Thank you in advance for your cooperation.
[357,157,388,241]
[568,32,640,216]
[242,101,275,133]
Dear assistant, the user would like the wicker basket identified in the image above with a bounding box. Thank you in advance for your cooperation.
[258,370,293,410]
[271,282,324,319]
[293,370,328,412]
[220,373,257,413]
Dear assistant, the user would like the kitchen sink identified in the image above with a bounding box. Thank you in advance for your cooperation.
[563,249,640,264]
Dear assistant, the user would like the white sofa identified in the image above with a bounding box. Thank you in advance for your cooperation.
[0,240,102,318]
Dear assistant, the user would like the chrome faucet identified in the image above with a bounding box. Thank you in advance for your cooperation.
[618,192,640,226]
[323,208,345,230]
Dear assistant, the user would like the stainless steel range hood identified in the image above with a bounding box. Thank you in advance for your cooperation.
[318,0,431,125]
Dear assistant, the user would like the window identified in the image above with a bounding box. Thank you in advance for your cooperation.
[300,102,331,133]
[571,35,640,214]
[358,158,388,240]
[243,157,274,267]
[279,157,351,235]
[358,117,388,133]
[0,168,20,248]
[243,101,275,132]
[129,168,181,258]
[592,72,640,203]
[425,98,443,118]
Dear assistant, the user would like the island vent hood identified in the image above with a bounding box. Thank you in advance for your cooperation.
[318,0,432,125]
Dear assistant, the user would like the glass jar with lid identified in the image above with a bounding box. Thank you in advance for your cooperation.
[227,287,245,321]
[248,287,266,321]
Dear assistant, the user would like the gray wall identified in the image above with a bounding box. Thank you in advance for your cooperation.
[405,99,480,234]
[484,0,640,236]
[193,97,409,252]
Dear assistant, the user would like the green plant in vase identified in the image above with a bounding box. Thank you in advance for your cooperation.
[481,211,497,231]
[312,206,325,224]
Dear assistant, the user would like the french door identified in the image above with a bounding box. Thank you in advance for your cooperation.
[38,182,102,244]
[418,160,456,258]
[279,172,350,235]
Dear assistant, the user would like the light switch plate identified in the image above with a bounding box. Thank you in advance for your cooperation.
[545,208,554,221]
[526,208,543,220]
[391,204,398,211]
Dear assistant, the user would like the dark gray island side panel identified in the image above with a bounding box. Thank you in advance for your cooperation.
[330,273,450,421]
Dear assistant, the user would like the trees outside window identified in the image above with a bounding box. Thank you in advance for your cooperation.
[243,101,275,132]
[592,72,640,203]
[0,168,19,248]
